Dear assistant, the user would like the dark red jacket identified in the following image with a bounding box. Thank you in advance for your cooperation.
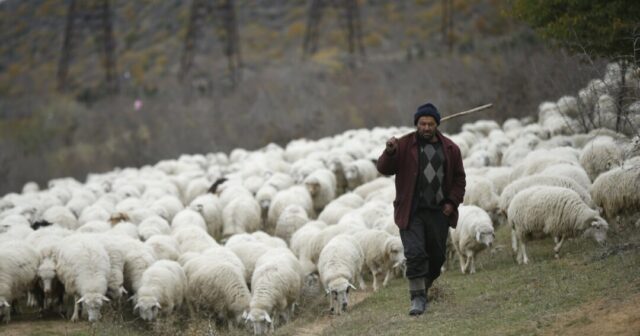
[376,130,466,229]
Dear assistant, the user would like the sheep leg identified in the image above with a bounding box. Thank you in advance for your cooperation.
[462,252,472,274]
[359,274,367,291]
[371,268,379,292]
[553,235,565,259]
[519,238,529,265]
[71,295,81,322]
[511,229,518,255]
[467,252,476,274]
[2,305,10,324]
[382,270,392,288]
[458,252,467,273]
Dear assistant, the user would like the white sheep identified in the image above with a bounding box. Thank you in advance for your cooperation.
[222,195,262,238]
[150,195,184,222]
[245,248,303,335]
[317,234,365,315]
[251,231,288,249]
[579,136,624,181]
[26,226,71,308]
[590,164,640,227]
[134,260,187,321]
[303,168,337,213]
[274,204,309,244]
[78,205,110,225]
[352,177,394,200]
[290,220,327,259]
[171,209,208,233]
[189,193,224,240]
[227,240,272,285]
[76,220,111,233]
[317,193,364,225]
[145,235,180,261]
[171,225,219,254]
[298,223,359,276]
[538,163,592,191]
[0,214,30,235]
[508,186,609,264]
[42,206,79,230]
[56,234,111,321]
[499,175,594,220]
[110,222,140,240]
[184,177,211,205]
[183,253,250,326]
[463,175,500,224]
[138,216,171,241]
[344,159,378,190]
[0,240,40,323]
[450,205,495,274]
[352,229,404,291]
[267,186,314,230]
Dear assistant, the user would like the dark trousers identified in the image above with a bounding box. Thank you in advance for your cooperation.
[400,208,449,281]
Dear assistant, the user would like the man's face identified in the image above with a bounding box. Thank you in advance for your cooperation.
[416,116,438,141]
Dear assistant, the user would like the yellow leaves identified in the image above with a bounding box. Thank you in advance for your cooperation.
[287,21,306,39]
[310,47,344,72]
[363,31,383,48]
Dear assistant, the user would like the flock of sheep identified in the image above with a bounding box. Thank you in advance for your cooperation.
[0,62,639,334]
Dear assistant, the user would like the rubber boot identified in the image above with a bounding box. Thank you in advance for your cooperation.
[408,278,428,316]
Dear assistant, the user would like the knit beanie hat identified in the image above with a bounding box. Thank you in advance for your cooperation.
[414,103,441,125]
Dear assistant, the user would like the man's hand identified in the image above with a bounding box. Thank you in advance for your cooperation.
[443,203,454,216]
[385,137,398,154]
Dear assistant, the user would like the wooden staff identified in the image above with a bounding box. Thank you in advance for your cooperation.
[441,103,493,122]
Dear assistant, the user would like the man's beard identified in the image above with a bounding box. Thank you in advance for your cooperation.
[418,130,434,140]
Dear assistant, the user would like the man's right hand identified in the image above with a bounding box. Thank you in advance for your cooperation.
[385,137,398,154]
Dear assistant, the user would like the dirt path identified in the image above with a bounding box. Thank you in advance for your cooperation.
[541,293,640,336]
[292,290,372,336]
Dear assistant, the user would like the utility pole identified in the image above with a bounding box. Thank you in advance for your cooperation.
[302,0,365,64]
[57,0,118,93]
[179,0,242,87]
[441,0,454,53]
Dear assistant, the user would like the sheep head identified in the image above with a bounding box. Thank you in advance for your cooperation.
[475,230,495,248]
[77,293,110,322]
[37,258,57,295]
[0,299,10,322]
[385,237,405,270]
[327,278,356,315]
[583,215,609,246]
[134,296,161,321]
[344,165,359,181]
[304,179,320,196]
[244,308,273,335]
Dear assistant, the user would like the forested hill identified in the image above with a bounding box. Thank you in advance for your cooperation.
[0,0,516,98]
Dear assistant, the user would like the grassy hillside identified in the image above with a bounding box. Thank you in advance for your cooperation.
[4,224,639,336]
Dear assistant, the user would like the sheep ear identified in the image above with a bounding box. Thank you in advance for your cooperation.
[1,300,9,307]
[348,283,357,290]
[325,289,330,296]
[76,297,85,304]
[265,313,272,324]
[133,303,141,312]
[128,295,137,302]
[155,302,162,309]
[242,310,249,320]
[102,295,110,302]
